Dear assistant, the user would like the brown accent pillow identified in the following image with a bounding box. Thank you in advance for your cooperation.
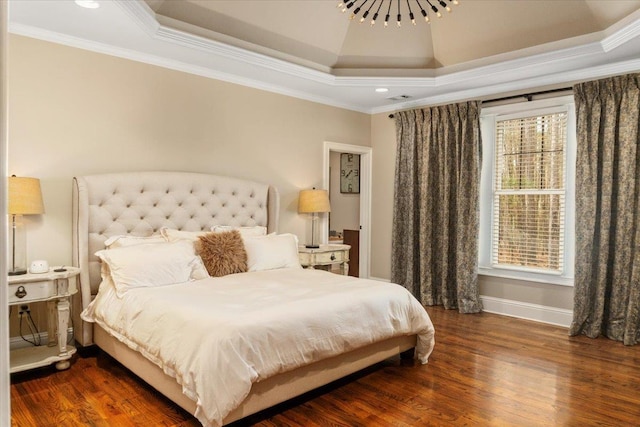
[195,230,248,277]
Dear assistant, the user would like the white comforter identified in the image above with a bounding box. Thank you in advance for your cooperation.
[82,268,435,427]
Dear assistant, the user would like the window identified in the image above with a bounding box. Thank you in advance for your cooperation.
[479,96,575,285]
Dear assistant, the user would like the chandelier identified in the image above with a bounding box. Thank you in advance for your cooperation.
[337,0,459,27]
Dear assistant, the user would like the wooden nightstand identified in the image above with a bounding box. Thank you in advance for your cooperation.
[298,244,350,275]
[8,266,80,373]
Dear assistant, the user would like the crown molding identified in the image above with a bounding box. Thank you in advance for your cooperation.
[602,13,640,52]
[155,25,334,86]
[8,22,367,113]
[8,0,640,114]
[371,57,640,114]
[114,0,158,37]
[117,0,638,91]
[118,0,335,86]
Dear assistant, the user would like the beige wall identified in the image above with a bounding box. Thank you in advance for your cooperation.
[368,112,574,311]
[8,33,573,340]
[7,35,370,336]
[8,35,371,268]
[328,151,359,236]
[370,113,396,279]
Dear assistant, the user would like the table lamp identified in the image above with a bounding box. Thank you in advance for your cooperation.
[8,175,44,275]
[298,188,330,249]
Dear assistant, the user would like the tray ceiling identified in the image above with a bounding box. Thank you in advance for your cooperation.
[9,0,640,112]
[146,0,640,73]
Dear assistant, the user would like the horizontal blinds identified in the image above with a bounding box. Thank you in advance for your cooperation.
[493,113,567,271]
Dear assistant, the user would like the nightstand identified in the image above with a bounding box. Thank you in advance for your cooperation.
[298,244,350,275]
[8,266,80,373]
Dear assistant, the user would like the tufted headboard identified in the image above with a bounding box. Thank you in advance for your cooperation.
[72,171,279,346]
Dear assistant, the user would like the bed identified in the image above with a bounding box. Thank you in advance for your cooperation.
[72,171,435,426]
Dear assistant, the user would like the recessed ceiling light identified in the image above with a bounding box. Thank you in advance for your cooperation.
[75,0,100,9]
[375,88,389,93]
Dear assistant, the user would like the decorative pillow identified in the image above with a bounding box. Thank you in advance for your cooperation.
[95,240,209,297]
[211,225,268,239]
[104,234,166,249]
[243,233,302,272]
[160,228,210,242]
[195,230,248,277]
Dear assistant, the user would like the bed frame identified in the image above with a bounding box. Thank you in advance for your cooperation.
[72,171,416,425]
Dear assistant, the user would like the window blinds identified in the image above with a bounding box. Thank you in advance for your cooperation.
[493,113,567,271]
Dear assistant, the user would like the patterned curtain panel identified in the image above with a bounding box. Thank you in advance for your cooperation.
[391,102,483,313]
[570,73,640,345]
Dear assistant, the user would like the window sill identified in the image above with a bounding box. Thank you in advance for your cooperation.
[478,266,574,287]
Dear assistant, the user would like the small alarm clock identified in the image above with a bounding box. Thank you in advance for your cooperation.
[29,260,49,274]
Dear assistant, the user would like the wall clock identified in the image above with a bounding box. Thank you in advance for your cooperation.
[340,153,360,194]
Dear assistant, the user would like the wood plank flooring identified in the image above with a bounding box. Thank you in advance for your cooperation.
[11,307,640,426]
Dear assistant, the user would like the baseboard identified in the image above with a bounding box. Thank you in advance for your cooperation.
[368,276,390,282]
[480,296,572,328]
[368,277,572,328]
[9,328,74,351]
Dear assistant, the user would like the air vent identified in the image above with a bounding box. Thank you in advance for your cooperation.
[387,95,412,101]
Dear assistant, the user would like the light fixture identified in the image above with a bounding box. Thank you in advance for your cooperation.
[298,188,331,249]
[8,176,44,275]
[337,0,459,27]
[75,0,100,9]
[375,88,389,93]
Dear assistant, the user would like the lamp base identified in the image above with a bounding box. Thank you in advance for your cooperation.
[9,269,27,276]
[305,244,320,249]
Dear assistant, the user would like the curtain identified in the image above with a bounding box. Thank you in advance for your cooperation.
[569,73,640,345]
[391,101,483,313]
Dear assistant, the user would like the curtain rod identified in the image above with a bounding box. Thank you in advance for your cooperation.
[388,87,573,118]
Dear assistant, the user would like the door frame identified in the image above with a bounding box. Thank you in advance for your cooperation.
[1,1,11,422]
[322,141,372,278]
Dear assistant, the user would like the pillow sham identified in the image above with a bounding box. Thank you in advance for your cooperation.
[104,234,166,249]
[195,230,248,277]
[243,233,302,272]
[160,228,210,242]
[95,240,209,297]
[211,225,267,239]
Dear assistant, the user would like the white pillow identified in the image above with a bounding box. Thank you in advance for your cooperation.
[243,233,302,272]
[104,234,166,249]
[95,240,209,297]
[160,228,210,242]
[211,225,267,239]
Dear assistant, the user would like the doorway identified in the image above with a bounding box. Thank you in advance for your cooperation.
[322,141,372,278]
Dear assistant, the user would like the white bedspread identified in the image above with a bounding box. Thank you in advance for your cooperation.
[82,268,435,426]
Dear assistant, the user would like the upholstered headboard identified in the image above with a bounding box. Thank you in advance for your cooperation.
[72,171,279,346]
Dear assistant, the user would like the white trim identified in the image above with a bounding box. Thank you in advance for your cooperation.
[480,296,572,328]
[370,57,640,114]
[601,9,640,52]
[7,23,368,114]
[118,0,640,96]
[479,96,576,287]
[154,25,333,86]
[114,0,159,37]
[8,0,640,114]
[479,268,574,287]
[368,276,391,283]
[1,1,10,423]
[354,279,573,328]
[323,142,372,279]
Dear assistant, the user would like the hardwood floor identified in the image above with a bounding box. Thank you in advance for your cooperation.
[11,307,640,426]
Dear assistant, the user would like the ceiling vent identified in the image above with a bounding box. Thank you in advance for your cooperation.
[387,95,412,101]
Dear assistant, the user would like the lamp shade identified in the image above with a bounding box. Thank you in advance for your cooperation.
[9,176,44,215]
[298,189,331,214]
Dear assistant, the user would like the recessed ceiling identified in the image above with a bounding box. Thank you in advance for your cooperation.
[8,0,640,112]
[146,0,640,74]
